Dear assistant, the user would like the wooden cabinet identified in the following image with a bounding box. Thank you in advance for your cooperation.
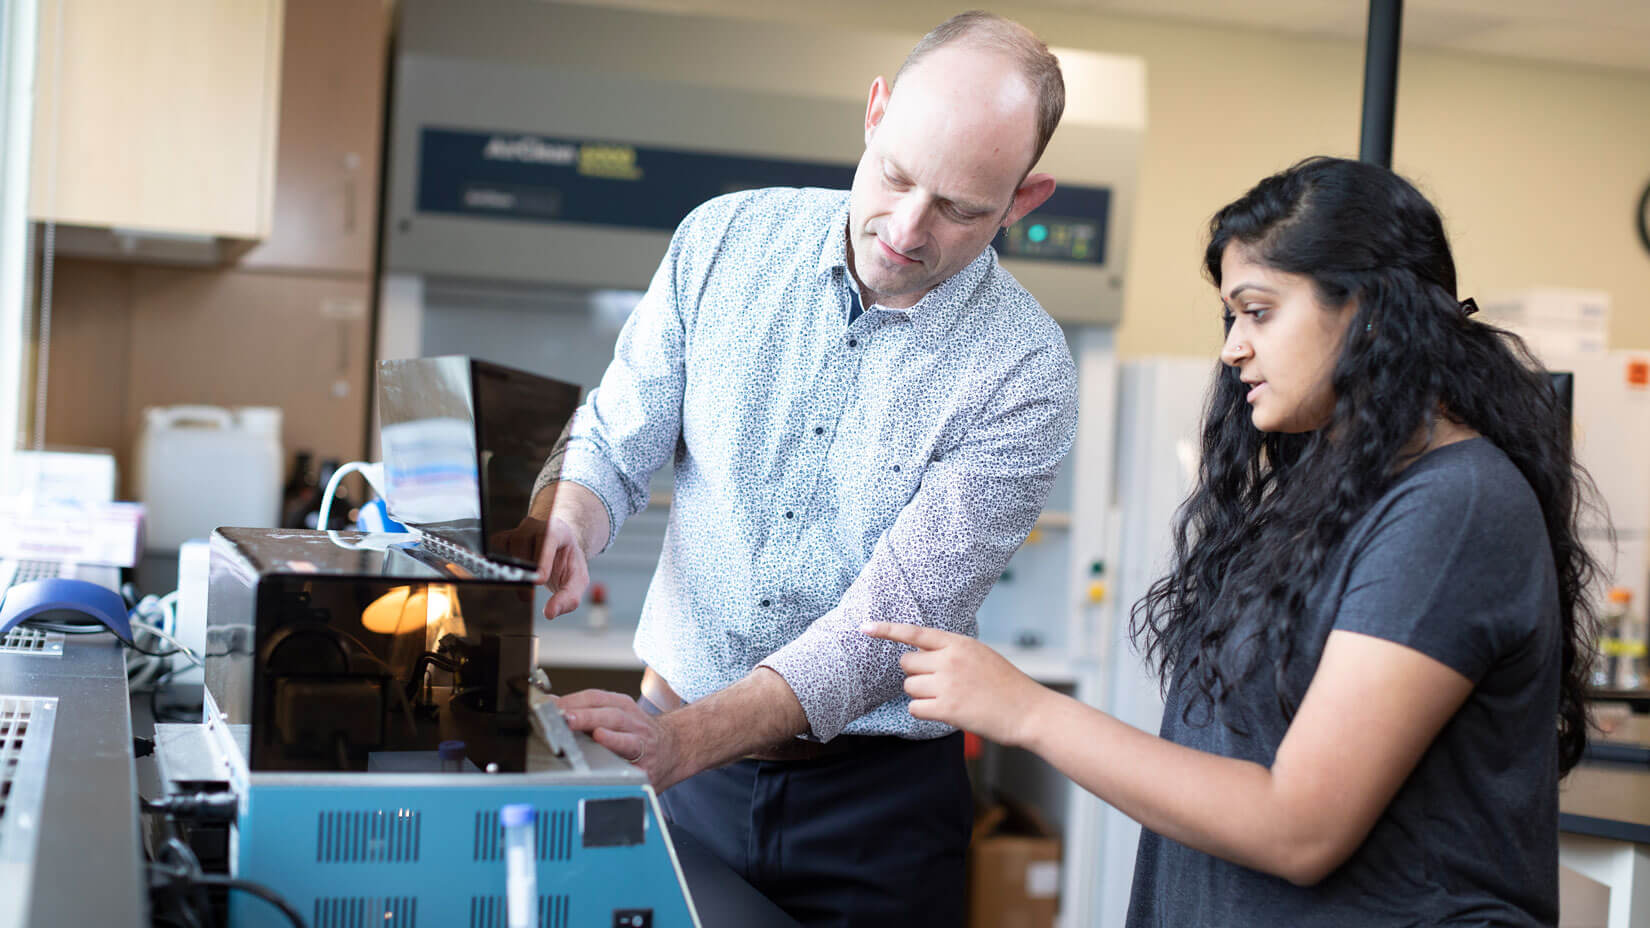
[30,0,284,239]
[239,0,389,274]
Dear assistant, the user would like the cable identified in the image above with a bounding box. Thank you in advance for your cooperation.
[315,460,384,531]
[129,618,203,666]
[22,618,113,635]
[21,611,199,663]
[152,842,306,928]
[189,875,306,928]
[151,839,211,928]
[18,617,177,659]
[143,792,238,824]
[125,592,190,708]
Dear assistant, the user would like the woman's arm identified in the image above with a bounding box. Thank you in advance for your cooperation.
[861,622,1472,886]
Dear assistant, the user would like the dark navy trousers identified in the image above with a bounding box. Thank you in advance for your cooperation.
[658,732,972,928]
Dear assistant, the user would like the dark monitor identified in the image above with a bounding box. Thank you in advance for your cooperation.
[376,356,581,568]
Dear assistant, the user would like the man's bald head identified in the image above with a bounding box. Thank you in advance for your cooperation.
[844,12,1062,309]
[894,11,1065,172]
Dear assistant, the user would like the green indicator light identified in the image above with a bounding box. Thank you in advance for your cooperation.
[1027,224,1049,243]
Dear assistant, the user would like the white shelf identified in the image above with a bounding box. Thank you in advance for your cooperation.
[538,622,644,670]
[991,643,1084,685]
[1034,510,1072,530]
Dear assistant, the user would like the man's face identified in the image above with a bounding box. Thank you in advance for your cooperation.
[847,47,1044,310]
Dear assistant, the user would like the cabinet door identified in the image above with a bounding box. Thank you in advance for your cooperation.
[30,0,284,239]
[239,0,388,273]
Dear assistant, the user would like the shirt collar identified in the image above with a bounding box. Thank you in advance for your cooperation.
[816,192,998,333]
[816,193,852,278]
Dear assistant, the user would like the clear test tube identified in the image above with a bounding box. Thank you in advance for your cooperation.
[501,803,536,928]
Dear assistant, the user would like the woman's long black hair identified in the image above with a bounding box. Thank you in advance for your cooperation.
[1129,156,1599,774]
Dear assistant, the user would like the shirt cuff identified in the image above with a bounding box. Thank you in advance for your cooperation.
[556,445,625,554]
[760,632,858,743]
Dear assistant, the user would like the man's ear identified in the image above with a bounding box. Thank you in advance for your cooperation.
[863,76,891,146]
[1002,173,1056,229]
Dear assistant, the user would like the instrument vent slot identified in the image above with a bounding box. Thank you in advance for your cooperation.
[315,808,423,863]
[0,626,63,656]
[312,895,417,928]
[472,808,573,861]
[0,695,58,861]
[468,895,570,928]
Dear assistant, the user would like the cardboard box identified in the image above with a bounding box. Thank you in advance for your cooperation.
[968,794,1062,928]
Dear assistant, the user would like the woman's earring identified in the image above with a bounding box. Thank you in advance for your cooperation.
[1365,322,1373,333]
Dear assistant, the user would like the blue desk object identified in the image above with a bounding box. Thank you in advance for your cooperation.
[0,577,132,643]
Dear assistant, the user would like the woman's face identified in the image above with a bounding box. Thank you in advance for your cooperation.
[1217,244,1356,434]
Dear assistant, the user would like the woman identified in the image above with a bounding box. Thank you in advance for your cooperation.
[864,156,1596,926]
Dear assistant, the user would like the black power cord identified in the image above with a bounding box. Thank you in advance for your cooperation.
[148,836,307,928]
[142,792,238,824]
[21,617,181,656]
[188,874,307,928]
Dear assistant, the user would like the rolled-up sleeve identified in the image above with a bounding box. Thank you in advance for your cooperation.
[760,343,1079,741]
[546,221,695,552]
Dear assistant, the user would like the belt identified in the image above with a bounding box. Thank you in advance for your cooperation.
[639,666,897,763]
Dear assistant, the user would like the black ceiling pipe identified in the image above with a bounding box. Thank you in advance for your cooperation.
[1359,0,1404,167]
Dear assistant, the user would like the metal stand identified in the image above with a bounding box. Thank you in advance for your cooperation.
[1359,0,1404,167]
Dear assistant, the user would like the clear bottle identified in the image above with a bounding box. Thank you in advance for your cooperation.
[1597,587,1632,690]
[501,803,536,928]
[279,451,317,528]
[1613,589,1647,691]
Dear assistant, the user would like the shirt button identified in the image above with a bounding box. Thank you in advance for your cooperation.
[760,599,772,608]
[784,510,794,519]
[892,465,901,473]
[814,426,825,435]
[847,338,858,348]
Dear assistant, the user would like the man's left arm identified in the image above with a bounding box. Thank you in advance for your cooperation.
[560,343,1079,788]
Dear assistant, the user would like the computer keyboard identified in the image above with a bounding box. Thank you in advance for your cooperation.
[414,530,538,582]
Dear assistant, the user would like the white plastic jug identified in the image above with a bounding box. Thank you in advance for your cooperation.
[135,405,282,552]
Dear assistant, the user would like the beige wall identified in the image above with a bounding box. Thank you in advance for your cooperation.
[577,0,1650,357]
[41,258,372,498]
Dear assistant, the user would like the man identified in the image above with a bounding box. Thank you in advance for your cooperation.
[526,12,1077,925]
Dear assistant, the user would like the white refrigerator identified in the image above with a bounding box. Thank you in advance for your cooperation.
[1084,356,1217,928]
[1552,351,1650,631]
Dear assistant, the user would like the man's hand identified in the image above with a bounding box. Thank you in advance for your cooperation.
[559,689,694,791]
[520,481,609,619]
[490,515,547,564]
[561,669,809,792]
[535,515,590,619]
[859,621,1053,748]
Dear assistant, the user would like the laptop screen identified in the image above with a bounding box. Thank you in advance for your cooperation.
[377,356,581,569]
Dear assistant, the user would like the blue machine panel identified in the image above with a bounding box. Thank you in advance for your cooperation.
[233,782,696,928]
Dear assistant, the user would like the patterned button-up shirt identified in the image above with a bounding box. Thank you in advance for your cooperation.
[559,187,1077,741]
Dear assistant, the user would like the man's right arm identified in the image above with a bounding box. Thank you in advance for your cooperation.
[526,480,611,618]
[523,199,713,615]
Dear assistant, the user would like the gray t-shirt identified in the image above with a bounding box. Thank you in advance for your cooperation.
[1126,438,1561,927]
